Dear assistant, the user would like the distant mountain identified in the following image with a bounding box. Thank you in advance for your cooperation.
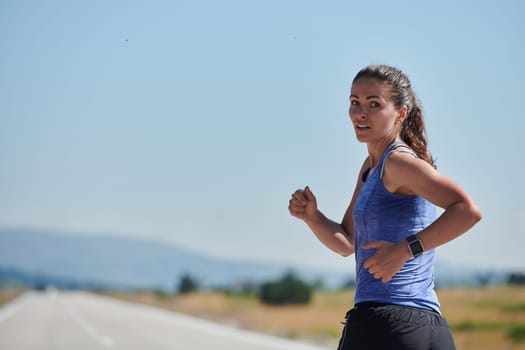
[0,228,349,291]
[0,228,501,291]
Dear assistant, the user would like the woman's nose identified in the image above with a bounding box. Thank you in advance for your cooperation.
[350,106,367,119]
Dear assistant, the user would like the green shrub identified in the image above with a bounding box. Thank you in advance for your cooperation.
[177,273,199,294]
[507,324,525,343]
[508,272,525,285]
[259,271,312,305]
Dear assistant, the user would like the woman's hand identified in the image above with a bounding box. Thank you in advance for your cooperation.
[289,186,355,257]
[288,186,319,222]
[362,240,411,283]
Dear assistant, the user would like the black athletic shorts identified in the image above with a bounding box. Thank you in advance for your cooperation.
[337,302,456,350]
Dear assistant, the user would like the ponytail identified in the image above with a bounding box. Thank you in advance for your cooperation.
[400,95,436,168]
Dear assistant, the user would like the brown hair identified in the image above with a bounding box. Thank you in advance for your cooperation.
[353,65,435,167]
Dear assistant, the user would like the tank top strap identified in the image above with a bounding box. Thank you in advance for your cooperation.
[378,141,418,179]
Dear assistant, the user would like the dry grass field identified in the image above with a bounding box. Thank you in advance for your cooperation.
[107,285,525,350]
[440,287,525,350]
[0,288,23,306]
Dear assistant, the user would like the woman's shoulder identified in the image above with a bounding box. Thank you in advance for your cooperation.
[382,150,438,195]
[386,150,434,174]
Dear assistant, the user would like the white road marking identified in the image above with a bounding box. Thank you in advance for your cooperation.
[64,301,115,348]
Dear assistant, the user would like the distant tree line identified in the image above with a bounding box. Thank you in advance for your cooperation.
[508,272,525,285]
[175,270,356,305]
[3,266,524,298]
[0,267,109,291]
[174,269,525,305]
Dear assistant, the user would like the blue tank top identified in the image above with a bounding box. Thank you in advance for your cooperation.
[353,142,440,312]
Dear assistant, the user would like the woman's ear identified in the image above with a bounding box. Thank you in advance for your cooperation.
[396,105,408,124]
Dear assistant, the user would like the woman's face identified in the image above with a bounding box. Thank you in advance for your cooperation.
[349,78,403,144]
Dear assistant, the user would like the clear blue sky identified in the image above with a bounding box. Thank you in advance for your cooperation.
[1,0,524,273]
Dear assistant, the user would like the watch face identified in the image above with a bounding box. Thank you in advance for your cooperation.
[409,240,424,257]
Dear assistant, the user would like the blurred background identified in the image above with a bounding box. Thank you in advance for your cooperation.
[1,0,524,349]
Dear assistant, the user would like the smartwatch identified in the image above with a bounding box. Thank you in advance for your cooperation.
[407,235,424,258]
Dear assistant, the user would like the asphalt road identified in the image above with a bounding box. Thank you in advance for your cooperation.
[0,290,329,350]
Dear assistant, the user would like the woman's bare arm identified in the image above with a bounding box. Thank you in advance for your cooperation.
[362,152,482,282]
[288,158,369,257]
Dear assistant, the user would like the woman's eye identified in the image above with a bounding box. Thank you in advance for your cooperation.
[350,100,359,106]
[370,101,380,107]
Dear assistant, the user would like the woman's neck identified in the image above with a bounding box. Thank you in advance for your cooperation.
[366,137,402,168]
